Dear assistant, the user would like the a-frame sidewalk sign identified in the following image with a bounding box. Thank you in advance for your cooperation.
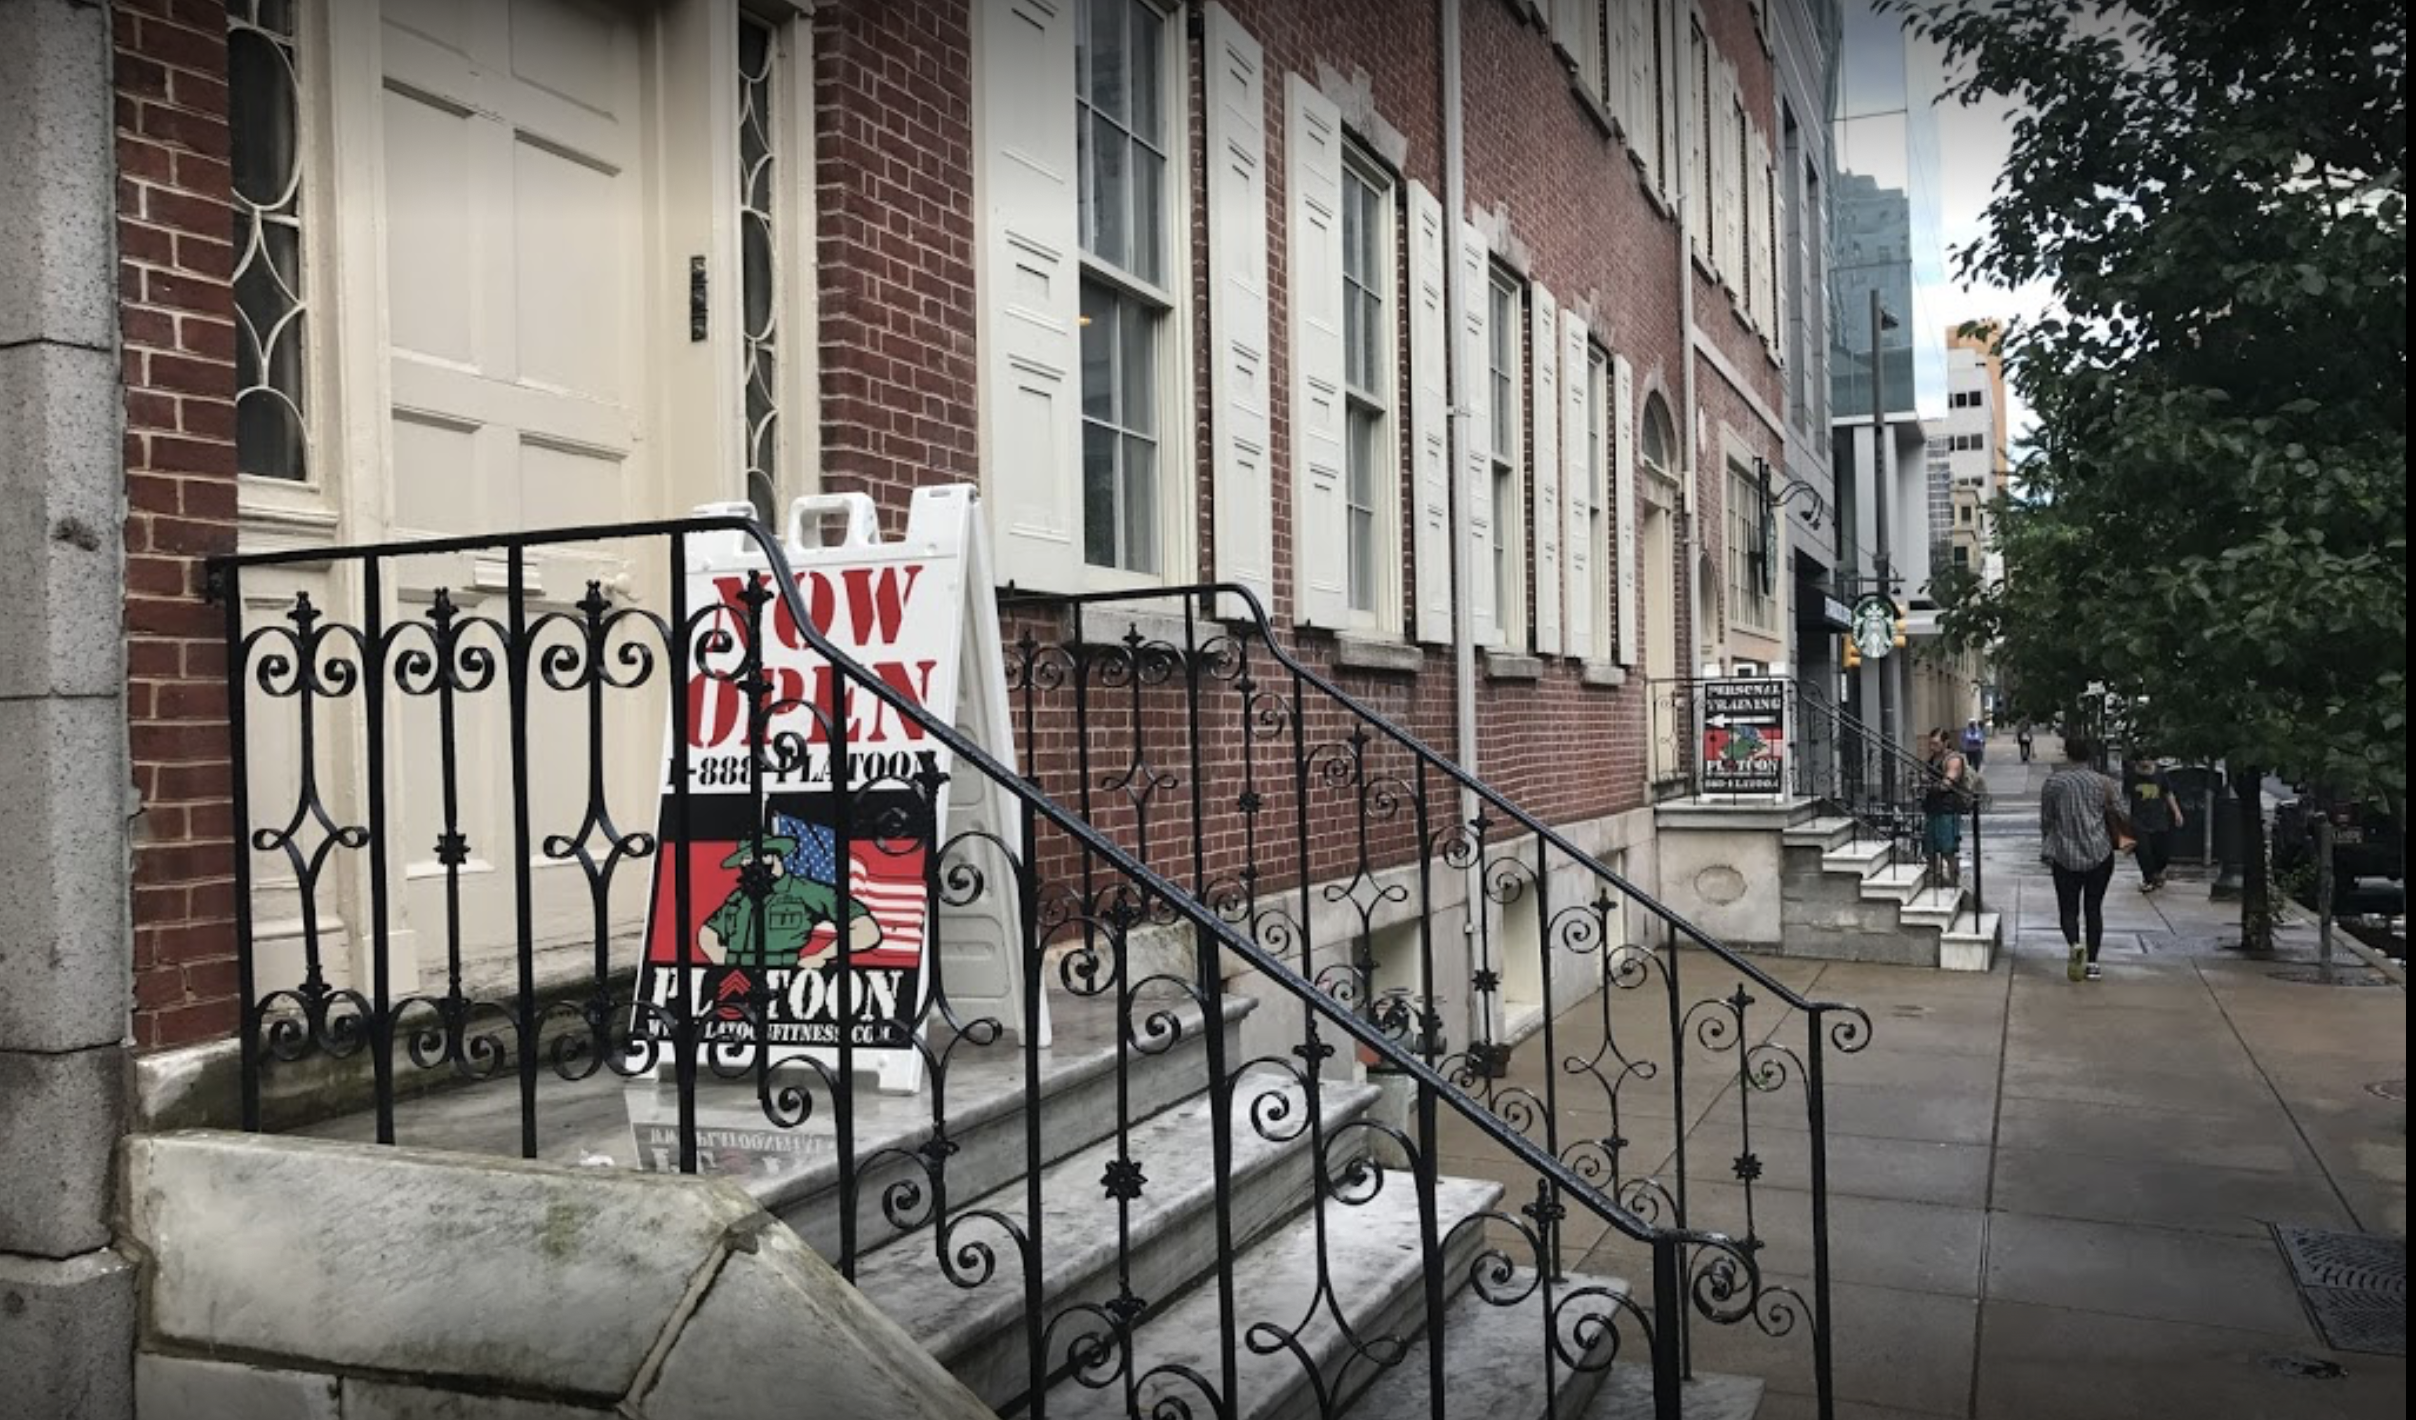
[629,485,1043,1097]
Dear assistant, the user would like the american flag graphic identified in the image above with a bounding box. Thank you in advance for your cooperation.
[776,814,927,957]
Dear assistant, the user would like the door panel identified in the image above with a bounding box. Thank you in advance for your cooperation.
[1645,506,1682,784]
[377,0,655,989]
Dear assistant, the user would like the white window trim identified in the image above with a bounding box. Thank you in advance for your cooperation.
[233,0,343,543]
[1074,0,1197,593]
[1341,146,1404,636]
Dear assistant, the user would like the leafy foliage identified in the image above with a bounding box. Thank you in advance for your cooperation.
[1885,0,2406,809]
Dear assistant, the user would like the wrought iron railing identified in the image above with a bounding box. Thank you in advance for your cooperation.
[206,515,1869,1420]
[1792,687,1985,918]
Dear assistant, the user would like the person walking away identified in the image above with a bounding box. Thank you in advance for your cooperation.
[2016,720,2035,763]
[2041,735,2128,981]
[1924,751,1971,889]
[2124,755,2185,890]
[1961,718,1987,769]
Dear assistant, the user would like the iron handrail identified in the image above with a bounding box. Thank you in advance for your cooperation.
[1796,684,1959,795]
[1007,583,1870,1028]
[206,518,1717,1256]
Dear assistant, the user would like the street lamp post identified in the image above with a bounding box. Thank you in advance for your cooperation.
[1869,289,1901,794]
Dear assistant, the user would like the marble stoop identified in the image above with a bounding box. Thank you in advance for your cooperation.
[1778,816,2000,971]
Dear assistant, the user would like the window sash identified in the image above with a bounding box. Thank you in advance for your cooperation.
[1081,281,1162,574]
[1342,162,1389,404]
[1588,346,1610,640]
[1077,0,1171,288]
[1076,0,1176,578]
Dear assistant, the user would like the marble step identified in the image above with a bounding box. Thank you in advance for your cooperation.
[853,1074,1382,1411]
[1899,885,1965,929]
[1857,863,1930,905]
[1043,1173,1505,1420]
[1818,838,1893,876]
[1781,816,1859,851]
[713,991,1257,1260]
[1941,910,2003,974]
[1581,1368,1767,1420]
[1349,1265,1636,1418]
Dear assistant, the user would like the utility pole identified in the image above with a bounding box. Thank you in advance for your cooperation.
[1870,288,1899,796]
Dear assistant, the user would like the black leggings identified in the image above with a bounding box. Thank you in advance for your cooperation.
[2052,856,2116,959]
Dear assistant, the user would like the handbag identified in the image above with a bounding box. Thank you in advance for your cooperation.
[2102,782,2137,853]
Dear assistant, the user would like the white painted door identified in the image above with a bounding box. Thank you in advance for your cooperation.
[1644,502,1682,785]
[376,0,658,990]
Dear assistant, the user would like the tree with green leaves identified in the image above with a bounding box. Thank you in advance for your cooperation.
[1888,0,2406,951]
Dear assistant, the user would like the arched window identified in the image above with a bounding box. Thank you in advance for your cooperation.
[1641,394,1677,481]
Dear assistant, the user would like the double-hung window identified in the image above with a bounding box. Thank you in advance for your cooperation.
[1488,267,1525,642]
[1587,344,1613,646]
[1077,0,1172,575]
[1341,152,1395,624]
[1728,459,1774,634]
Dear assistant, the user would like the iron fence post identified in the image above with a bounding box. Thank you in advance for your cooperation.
[1652,1234,1685,1420]
[1971,787,1984,918]
[362,559,395,1145]
[1807,1012,1838,1420]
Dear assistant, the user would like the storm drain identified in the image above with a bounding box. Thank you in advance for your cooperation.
[2271,1227,2407,1356]
[2267,967,2395,987]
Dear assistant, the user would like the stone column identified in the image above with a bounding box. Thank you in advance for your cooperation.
[0,1,138,1415]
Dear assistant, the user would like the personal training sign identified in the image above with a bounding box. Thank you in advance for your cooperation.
[1699,678,1789,798]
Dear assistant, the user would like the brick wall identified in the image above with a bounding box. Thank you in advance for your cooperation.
[114,0,242,1050]
[812,0,982,518]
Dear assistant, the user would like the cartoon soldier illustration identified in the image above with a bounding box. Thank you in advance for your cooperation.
[697,835,882,969]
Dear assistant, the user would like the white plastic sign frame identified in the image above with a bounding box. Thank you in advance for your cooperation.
[630,486,1044,1097]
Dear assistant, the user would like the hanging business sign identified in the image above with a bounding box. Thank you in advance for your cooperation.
[1700,677,1789,798]
[630,486,1038,1096]
[1849,594,1897,662]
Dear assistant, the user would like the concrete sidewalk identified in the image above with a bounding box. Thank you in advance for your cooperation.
[1705,737,2406,1418]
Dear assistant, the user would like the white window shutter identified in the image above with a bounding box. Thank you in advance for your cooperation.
[1409,182,1453,644]
[1460,220,1497,647]
[1683,36,1706,256]
[1531,284,1562,657]
[1721,66,1744,286]
[973,0,1081,591]
[1286,74,1349,631]
[1612,354,1640,665]
[1623,0,1655,179]
[1561,308,1593,660]
[1758,124,1778,330]
[1204,5,1272,618]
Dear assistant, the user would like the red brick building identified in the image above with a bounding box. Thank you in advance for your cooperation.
[97,0,1814,1061]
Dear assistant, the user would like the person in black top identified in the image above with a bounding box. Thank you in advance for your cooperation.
[2123,755,2186,890]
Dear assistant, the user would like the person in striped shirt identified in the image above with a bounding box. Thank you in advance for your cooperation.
[2040,735,2125,982]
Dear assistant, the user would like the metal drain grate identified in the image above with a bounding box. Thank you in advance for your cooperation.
[2273,1227,2407,1356]
[2268,967,2394,987]
[2299,1290,2408,1354]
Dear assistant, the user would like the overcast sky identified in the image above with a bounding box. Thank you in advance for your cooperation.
[1916,46,2053,445]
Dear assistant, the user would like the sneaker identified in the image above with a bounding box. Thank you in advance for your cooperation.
[2068,945,2086,982]
[2085,964,2104,981]
[2139,879,2156,892]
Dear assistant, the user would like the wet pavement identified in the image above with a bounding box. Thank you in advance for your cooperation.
[1453,734,2407,1418]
